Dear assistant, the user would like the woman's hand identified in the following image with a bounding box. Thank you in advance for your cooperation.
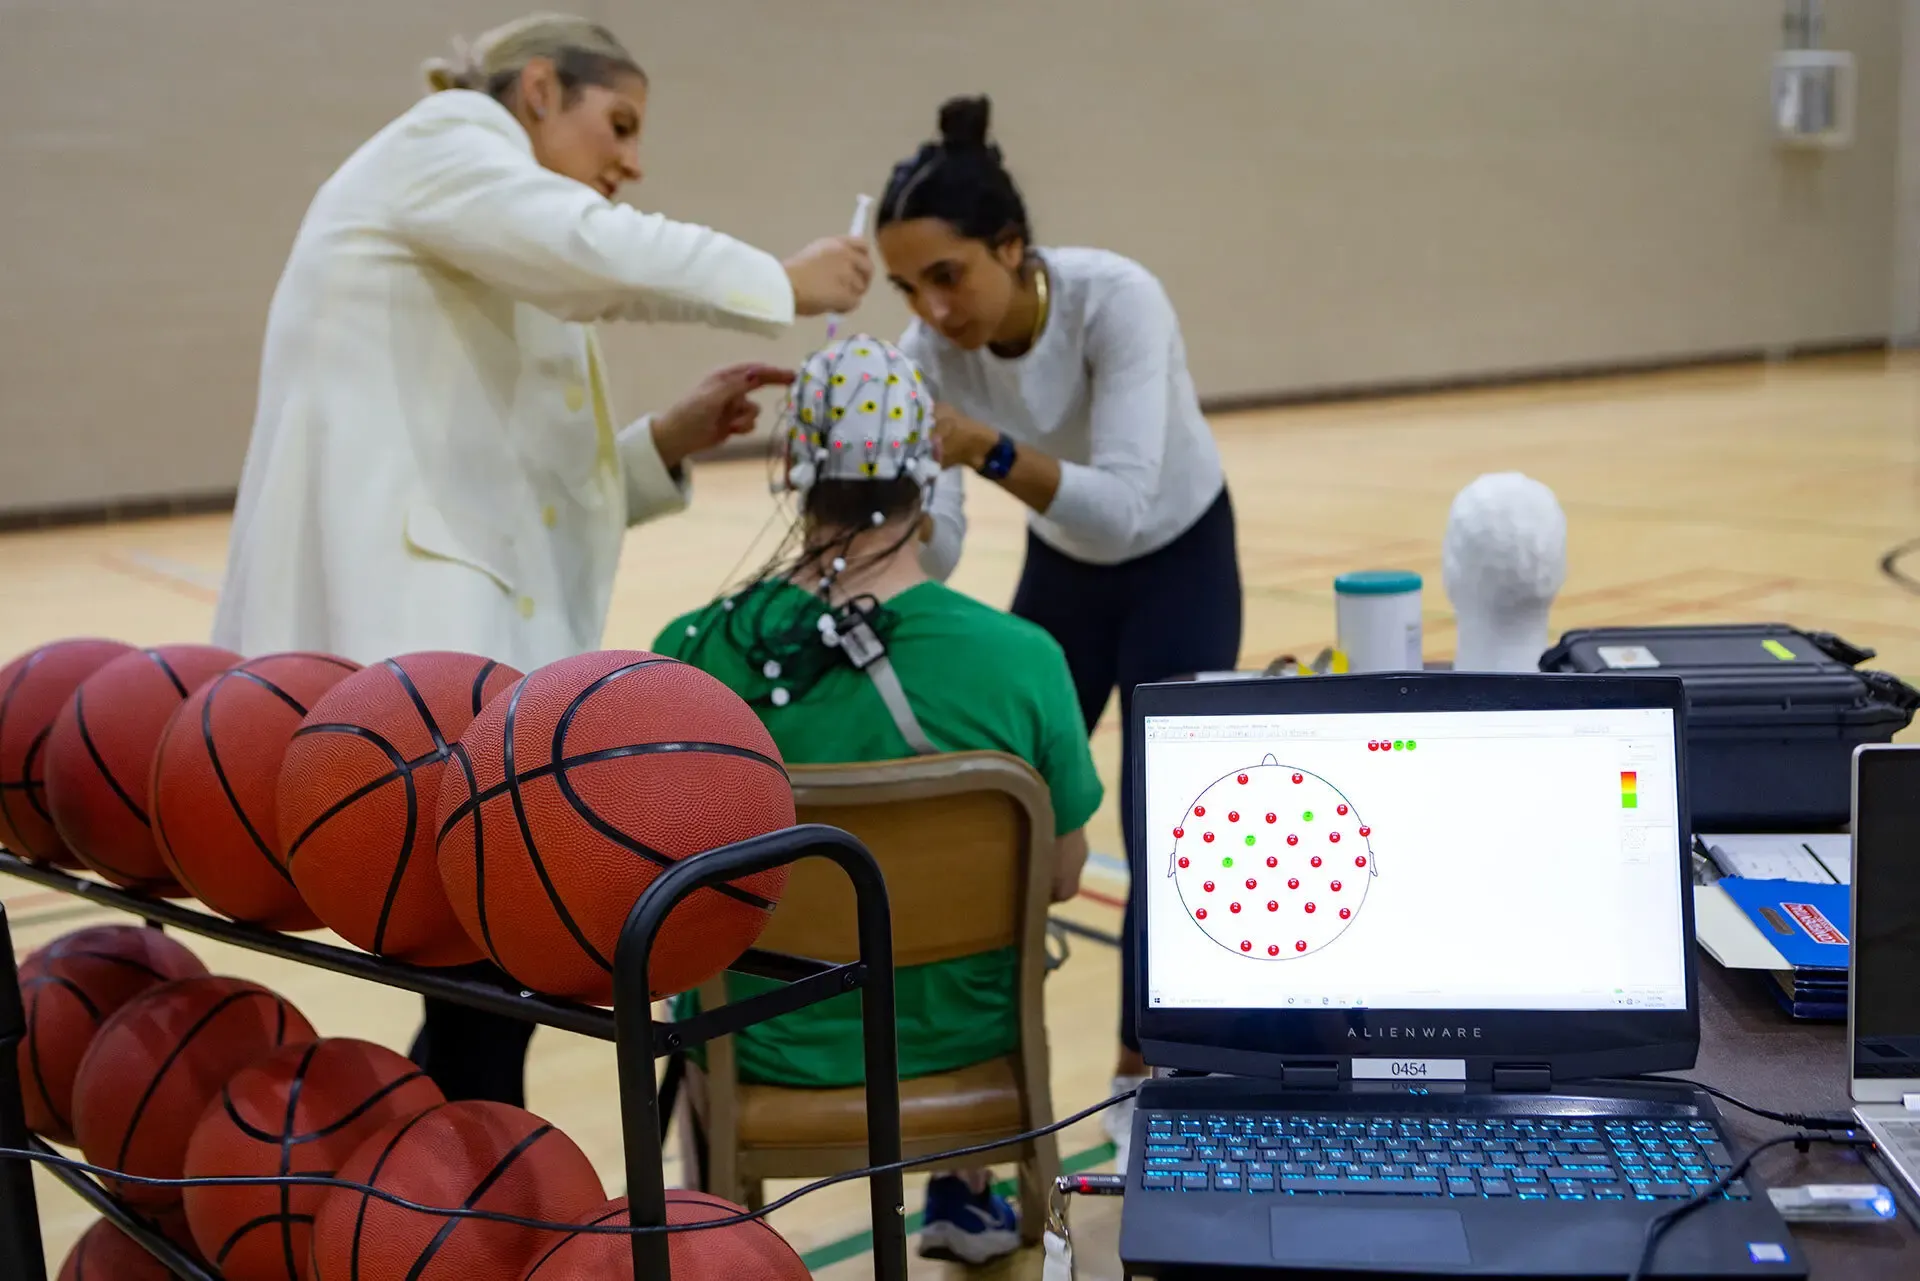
[650,363,795,470]
[935,403,1064,510]
[783,236,874,317]
[931,405,998,472]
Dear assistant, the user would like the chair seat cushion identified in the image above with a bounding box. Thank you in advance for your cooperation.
[737,1055,1025,1149]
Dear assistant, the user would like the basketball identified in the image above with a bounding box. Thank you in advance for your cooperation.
[150,652,359,929]
[72,975,315,1208]
[17,924,209,1144]
[277,653,522,966]
[45,644,241,893]
[434,650,794,1005]
[183,1038,446,1281]
[58,1215,191,1280]
[310,1100,606,1281]
[521,1192,811,1280]
[0,638,136,866]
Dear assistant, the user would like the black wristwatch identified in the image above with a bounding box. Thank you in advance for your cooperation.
[978,432,1017,480]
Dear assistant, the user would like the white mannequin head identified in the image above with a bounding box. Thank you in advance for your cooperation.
[1442,472,1567,672]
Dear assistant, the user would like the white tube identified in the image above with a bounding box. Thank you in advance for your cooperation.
[824,194,874,340]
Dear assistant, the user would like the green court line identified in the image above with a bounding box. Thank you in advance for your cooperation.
[798,1141,1117,1273]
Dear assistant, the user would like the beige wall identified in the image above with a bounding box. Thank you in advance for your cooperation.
[1894,0,1920,342]
[0,0,1906,515]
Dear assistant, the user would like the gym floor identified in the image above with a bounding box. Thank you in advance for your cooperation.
[5,349,1917,1277]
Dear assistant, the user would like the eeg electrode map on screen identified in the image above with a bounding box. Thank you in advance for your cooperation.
[1142,708,1688,1013]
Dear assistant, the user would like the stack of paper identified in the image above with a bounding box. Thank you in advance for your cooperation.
[1692,834,1850,1020]
[1698,834,1850,885]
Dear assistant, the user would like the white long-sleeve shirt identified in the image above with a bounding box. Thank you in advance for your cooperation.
[901,247,1224,576]
[213,89,793,671]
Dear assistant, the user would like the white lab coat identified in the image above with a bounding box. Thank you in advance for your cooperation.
[212,89,794,671]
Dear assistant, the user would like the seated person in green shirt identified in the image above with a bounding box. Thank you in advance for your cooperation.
[656,334,1102,1265]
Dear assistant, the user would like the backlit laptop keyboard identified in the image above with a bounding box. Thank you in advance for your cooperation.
[1140,1112,1749,1202]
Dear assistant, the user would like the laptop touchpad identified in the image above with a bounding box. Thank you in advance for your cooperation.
[1271,1205,1472,1266]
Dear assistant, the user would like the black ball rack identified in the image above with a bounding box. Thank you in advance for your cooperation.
[0,824,909,1280]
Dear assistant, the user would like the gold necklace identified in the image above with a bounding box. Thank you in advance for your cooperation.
[1030,259,1050,347]
[992,259,1050,357]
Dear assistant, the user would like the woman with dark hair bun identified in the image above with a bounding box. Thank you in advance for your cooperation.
[877,94,1244,1173]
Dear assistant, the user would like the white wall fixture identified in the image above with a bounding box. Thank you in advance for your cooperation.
[1776,0,1857,148]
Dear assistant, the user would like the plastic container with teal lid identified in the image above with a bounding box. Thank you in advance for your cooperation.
[1334,570,1423,673]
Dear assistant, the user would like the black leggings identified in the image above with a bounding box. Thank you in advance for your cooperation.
[409,974,538,1107]
[1011,487,1243,1053]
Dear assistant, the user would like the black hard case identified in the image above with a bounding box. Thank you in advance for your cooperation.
[1539,624,1918,830]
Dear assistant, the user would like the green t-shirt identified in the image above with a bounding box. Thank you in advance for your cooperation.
[654,580,1103,1088]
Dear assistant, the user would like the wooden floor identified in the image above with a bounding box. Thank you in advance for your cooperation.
[5,350,1920,1276]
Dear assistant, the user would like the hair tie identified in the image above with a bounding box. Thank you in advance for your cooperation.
[449,35,484,84]
[424,35,486,92]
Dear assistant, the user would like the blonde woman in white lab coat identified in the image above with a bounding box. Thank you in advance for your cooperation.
[213,14,872,674]
[211,14,872,1107]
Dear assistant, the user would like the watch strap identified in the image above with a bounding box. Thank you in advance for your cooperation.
[979,433,1017,480]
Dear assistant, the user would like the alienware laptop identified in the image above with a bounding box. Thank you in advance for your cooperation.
[1118,673,1805,1277]
[1848,744,1920,1211]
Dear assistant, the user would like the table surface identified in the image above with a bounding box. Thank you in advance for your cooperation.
[1688,960,1917,1278]
[1056,960,1917,1279]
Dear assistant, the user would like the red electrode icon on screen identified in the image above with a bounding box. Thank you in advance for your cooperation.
[1166,754,1380,960]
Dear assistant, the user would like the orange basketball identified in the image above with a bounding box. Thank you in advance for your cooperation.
[521,1192,811,1280]
[17,924,209,1144]
[45,645,241,893]
[73,976,315,1208]
[435,651,794,1005]
[310,1101,606,1281]
[150,653,359,929]
[0,638,136,866]
[58,1214,195,1280]
[183,1038,446,1281]
[277,653,522,966]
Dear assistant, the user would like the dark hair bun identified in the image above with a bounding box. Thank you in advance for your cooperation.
[937,96,993,152]
[880,94,1029,246]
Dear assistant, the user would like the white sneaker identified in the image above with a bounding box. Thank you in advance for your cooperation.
[918,1175,1021,1265]
[1105,1074,1147,1176]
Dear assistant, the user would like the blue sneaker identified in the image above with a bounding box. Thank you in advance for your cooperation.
[918,1174,1020,1264]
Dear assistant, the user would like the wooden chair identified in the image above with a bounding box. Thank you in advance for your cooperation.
[678,751,1061,1243]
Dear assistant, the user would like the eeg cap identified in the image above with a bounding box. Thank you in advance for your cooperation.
[782,335,940,493]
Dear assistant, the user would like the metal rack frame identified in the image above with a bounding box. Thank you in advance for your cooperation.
[0,823,909,1279]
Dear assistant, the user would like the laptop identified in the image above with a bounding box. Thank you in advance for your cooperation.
[1848,744,1920,1207]
[1118,673,1805,1277]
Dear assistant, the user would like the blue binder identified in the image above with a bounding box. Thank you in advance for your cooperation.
[1716,877,1851,972]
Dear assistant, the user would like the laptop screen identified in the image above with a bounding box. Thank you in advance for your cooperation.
[1141,704,1689,1015]
[1851,746,1920,1085]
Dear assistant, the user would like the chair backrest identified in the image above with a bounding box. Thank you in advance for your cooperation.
[757,752,1057,973]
